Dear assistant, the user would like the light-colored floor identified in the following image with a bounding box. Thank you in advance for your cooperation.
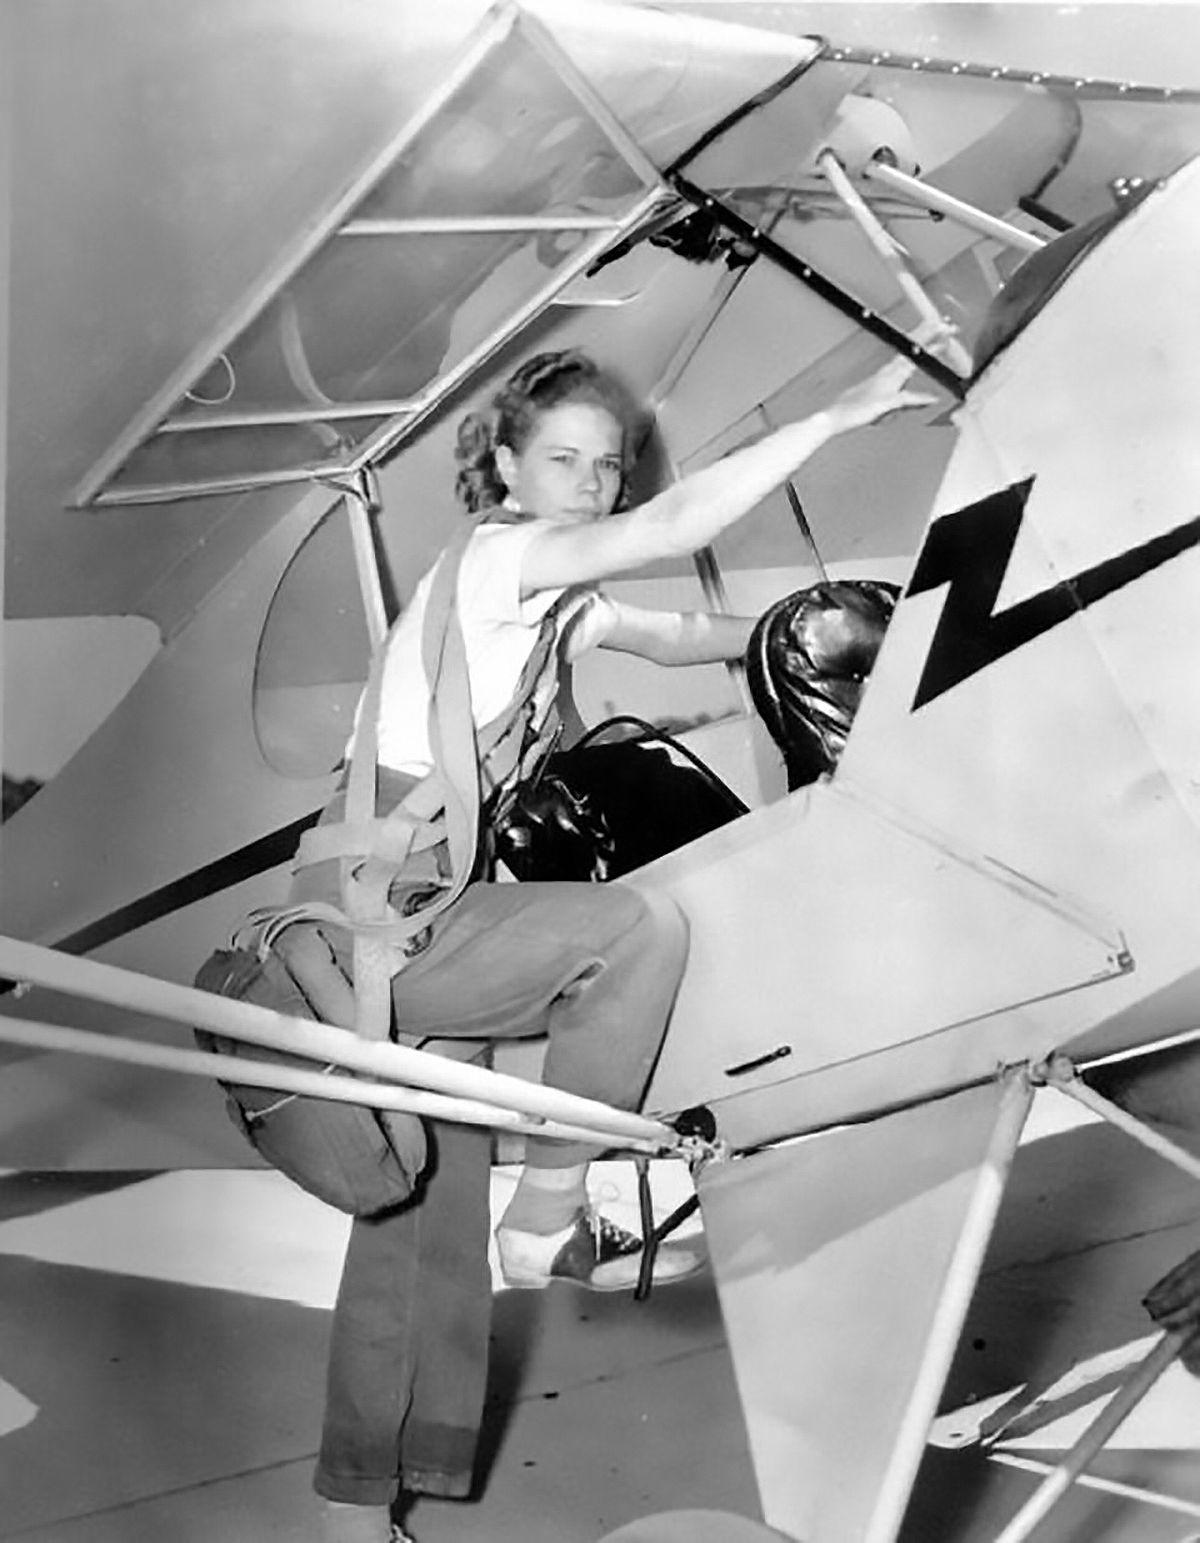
[2,1098,1200,1543]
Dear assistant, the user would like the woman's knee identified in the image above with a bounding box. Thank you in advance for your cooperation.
[601,884,690,990]
[627,884,689,964]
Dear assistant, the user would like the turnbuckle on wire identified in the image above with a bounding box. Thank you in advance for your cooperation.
[633,1105,725,1302]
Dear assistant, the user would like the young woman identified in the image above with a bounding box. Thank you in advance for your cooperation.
[298,347,930,1541]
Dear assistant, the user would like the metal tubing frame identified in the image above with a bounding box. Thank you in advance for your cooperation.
[82,7,855,505]
[969,1046,1200,1543]
[0,1012,668,1154]
[91,462,333,507]
[1042,1052,1200,1183]
[648,243,753,629]
[690,543,733,617]
[990,1329,1190,1543]
[515,7,667,191]
[654,250,791,716]
[816,149,973,377]
[863,161,1046,256]
[346,185,667,477]
[758,402,829,582]
[666,172,968,400]
[343,489,389,650]
[159,401,422,434]
[130,203,665,498]
[648,260,749,417]
[0,934,677,1149]
[691,542,751,724]
[105,3,674,504]
[990,1451,1200,1521]
[339,214,626,236]
[864,1066,1035,1543]
[646,198,801,710]
[1080,1019,1200,1075]
[91,204,664,502]
[73,4,520,507]
[346,5,672,477]
[642,253,760,717]
[783,481,827,581]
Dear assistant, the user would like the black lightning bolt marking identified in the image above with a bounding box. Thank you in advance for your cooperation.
[906,478,1200,709]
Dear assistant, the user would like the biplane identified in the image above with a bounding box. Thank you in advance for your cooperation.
[5,2,1200,1540]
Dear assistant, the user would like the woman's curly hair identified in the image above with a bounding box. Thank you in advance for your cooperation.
[454,350,635,514]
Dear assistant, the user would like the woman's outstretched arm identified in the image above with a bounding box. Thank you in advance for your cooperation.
[521,358,934,594]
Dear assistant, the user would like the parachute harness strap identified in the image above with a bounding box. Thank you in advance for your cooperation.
[259,521,484,1042]
[258,514,567,1043]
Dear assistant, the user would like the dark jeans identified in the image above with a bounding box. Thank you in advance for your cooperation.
[306,877,689,1502]
[316,1118,493,1504]
[383,878,690,1164]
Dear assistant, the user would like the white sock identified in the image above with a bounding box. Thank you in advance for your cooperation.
[318,1499,392,1543]
[500,1162,588,1234]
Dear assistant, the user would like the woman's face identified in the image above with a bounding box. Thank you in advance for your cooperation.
[497,401,624,525]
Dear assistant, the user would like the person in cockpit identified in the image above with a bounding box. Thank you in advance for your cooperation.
[215,345,927,1542]
[311,347,927,1539]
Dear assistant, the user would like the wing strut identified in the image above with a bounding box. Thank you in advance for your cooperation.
[0,934,685,1158]
[991,1329,1192,1543]
[696,1069,1034,1543]
[1040,1049,1200,1182]
[949,1048,1200,1543]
